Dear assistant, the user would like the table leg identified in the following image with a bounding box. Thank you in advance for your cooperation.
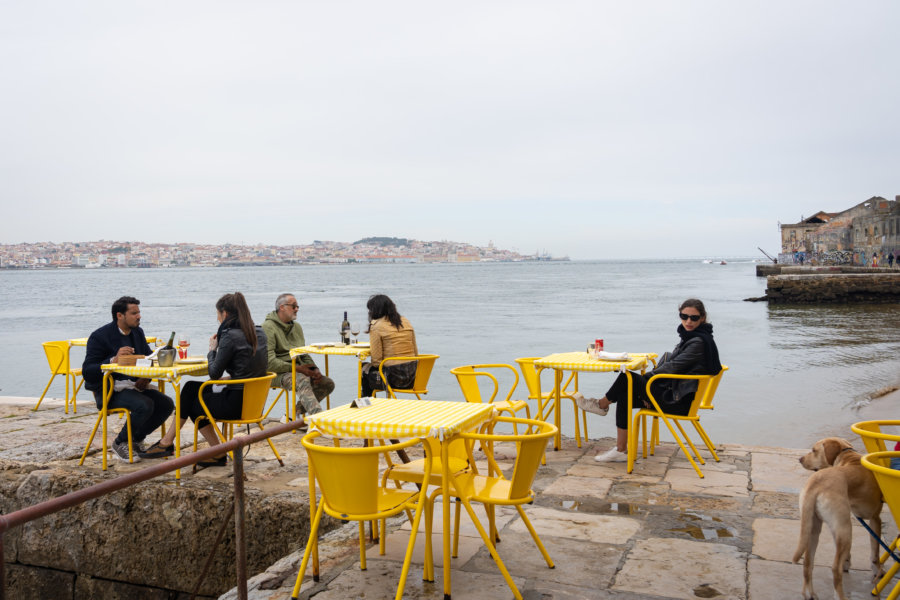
[291,357,297,422]
[357,359,363,399]
[554,368,562,450]
[101,373,111,471]
[324,355,330,409]
[173,378,182,480]
[442,439,452,599]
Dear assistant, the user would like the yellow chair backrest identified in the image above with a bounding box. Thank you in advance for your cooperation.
[695,365,728,411]
[451,364,519,406]
[861,451,900,527]
[852,420,900,456]
[43,341,71,375]
[381,354,439,396]
[461,416,557,501]
[514,357,543,400]
[239,373,278,421]
[303,432,428,516]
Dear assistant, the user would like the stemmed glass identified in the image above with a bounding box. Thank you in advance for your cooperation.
[350,323,360,343]
[177,334,191,359]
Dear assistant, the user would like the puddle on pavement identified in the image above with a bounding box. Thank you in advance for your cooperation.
[667,510,737,540]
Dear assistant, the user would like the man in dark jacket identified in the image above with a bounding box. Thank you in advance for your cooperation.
[82,296,174,462]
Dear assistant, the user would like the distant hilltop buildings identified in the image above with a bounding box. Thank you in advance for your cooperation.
[779,195,900,265]
[0,236,567,269]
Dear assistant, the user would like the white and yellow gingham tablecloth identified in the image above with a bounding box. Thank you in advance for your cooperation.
[291,344,371,360]
[101,361,209,379]
[534,351,655,373]
[307,397,494,441]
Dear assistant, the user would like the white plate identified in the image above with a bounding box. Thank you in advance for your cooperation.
[175,356,206,364]
[310,343,335,348]
[595,351,630,361]
[350,342,370,348]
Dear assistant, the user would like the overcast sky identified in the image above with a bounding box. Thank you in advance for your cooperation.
[1,2,897,259]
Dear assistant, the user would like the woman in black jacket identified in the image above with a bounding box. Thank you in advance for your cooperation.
[141,292,267,468]
[575,298,722,463]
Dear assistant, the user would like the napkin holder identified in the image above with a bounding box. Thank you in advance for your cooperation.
[350,397,372,408]
[117,355,145,366]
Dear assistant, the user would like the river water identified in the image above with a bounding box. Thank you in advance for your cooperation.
[2,260,898,448]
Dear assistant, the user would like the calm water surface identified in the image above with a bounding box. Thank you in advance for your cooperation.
[2,260,898,447]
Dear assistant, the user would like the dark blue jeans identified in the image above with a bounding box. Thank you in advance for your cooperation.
[94,387,174,445]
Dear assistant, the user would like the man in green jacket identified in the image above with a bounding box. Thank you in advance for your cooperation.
[261,293,335,419]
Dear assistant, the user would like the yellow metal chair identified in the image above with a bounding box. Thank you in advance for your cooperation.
[378,354,439,399]
[34,340,83,413]
[79,392,141,469]
[428,416,557,600]
[263,387,288,421]
[192,372,283,465]
[860,452,900,600]
[451,363,531,428]
[290,433,433,600]
[852,420,900,455]
[515,357,587,447]
[631,366,728,479]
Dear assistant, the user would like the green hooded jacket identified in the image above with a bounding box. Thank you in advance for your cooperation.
[261,311,316,374]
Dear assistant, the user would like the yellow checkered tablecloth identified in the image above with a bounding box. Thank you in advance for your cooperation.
[69,338,88,346]
[291,344,371,360]
[101,362,209,378]
[307,397,495,441]
[534,352,655,373]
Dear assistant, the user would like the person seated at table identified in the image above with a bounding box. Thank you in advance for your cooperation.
[360,294,418,398]
[141,292,267,468]
[575,298,722,463]
[262,293,334,422]
[82,296,175,462]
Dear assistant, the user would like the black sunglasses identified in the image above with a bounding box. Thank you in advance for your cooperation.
[679,313,701,322]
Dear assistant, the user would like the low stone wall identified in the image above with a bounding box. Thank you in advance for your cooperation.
[764,273,900,303]
[1,460,326,599]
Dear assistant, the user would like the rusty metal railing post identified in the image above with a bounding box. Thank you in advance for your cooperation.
[233,448,247,600]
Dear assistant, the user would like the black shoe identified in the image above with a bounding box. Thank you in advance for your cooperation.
[193,456,227,472]
[139,440,175,459]
[111,439,140,462]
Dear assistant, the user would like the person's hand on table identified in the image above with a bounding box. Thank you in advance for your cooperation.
[111,346,135,363]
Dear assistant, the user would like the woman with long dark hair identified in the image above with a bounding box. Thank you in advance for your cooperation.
[575,298,722,463]
[141,292,267,468]
[360,294,418,397]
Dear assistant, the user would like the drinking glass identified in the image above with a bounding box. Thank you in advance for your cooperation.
[350,324,360,343]
[177,335,191,359]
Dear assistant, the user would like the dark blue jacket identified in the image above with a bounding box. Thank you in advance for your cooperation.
[82,321,152,392]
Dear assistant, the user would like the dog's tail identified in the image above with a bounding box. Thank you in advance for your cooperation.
[792,489,813,563]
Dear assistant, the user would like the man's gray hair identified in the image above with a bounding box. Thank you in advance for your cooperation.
[275,293,295,310]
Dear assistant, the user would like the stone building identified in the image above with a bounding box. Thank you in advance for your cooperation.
[779,195,900,265]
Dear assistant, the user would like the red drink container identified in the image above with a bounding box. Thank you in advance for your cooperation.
[595,339,604,352]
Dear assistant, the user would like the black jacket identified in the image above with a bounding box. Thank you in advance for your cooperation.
[82,321,152,392]
[207,322,268,389]
[649,323,721,405]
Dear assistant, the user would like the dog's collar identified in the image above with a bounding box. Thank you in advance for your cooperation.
[839,446,854,454]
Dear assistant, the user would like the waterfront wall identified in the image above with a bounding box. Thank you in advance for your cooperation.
[1,461,323,599]
[764,272,900,303]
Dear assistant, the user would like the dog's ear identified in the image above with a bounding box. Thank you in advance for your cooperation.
[822,438,852,465]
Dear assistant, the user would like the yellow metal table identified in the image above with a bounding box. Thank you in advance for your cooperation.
[99,360,208,478]
[307,397,495,599]
[289,344,371,417]
[534,352,656,465]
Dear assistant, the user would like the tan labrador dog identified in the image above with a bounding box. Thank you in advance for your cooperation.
[792,437,883,600]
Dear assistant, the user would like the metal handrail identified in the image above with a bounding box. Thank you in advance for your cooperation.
[0,419,306,600]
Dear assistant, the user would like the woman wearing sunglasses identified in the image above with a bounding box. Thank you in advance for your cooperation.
[575,298,722,463]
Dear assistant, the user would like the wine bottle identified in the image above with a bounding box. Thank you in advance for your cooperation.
[341,312,351,344]
[164,331,176,349]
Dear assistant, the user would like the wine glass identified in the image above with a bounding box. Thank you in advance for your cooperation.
[177,334,191,359]
[350,323,360,343]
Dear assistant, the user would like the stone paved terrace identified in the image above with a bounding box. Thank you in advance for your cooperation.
[1,395,897,600]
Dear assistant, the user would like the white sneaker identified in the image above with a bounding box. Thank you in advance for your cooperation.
[594,447,627,463]
[573,392,608,416]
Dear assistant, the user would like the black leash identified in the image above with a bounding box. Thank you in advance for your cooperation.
[855,516,900,564]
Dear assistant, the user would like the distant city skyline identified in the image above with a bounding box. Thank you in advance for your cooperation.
[2,2,898,259]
